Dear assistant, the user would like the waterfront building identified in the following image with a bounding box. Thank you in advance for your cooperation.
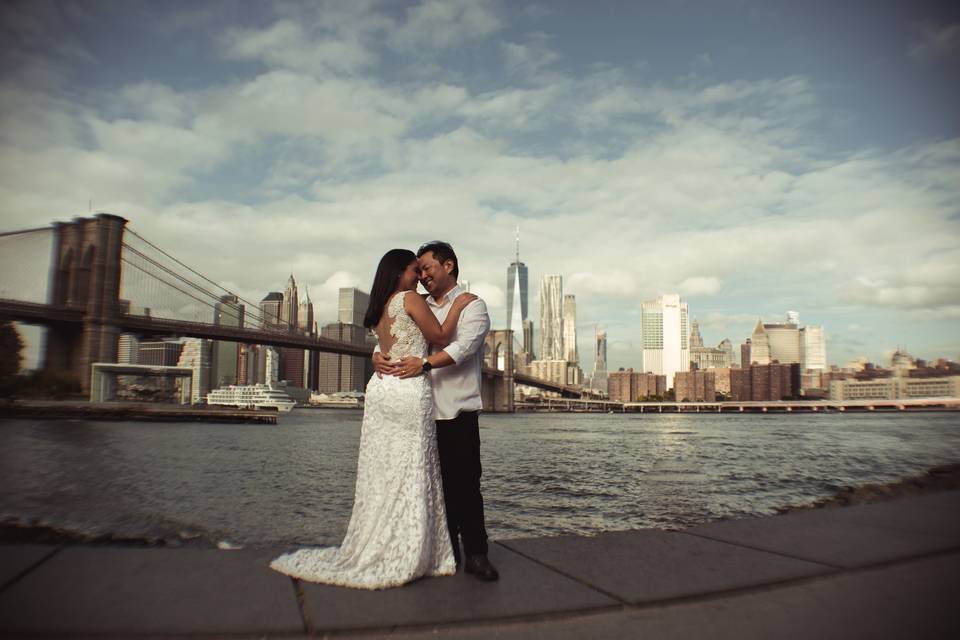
[607,369,666,402]
[592,326,607,393]
[137,340,183,366]
[506,228,528,336]
[829,375,960,401]
[674,370,716,402]
[211,294,244,388]
[891,348,916,377]
[746,363,796,401]
[177,338,212,403]
[318,322,371,394]
[539,275,564,361]
[640,294,689,389]
[338,287,370,326]
[607,368,636,403]
[729,367,752,400]
[562,294,578,366]
[259,292,283,328]
[713,367,732,396]
[741,339,751,369]
[637,372,667,399]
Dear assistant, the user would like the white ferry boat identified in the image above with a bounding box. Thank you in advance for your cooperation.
[206,384,296,412]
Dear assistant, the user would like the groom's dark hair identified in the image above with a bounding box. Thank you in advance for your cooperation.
[417,241,459,278]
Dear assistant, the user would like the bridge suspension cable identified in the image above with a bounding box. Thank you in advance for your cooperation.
[121,228,282,331]
[0,226,53,303]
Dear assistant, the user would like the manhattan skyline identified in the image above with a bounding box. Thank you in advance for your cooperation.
[0,0,958,370]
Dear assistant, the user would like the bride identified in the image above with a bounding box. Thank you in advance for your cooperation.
[270,248,476,589]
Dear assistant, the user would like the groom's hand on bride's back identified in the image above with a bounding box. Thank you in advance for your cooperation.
[372,351,399,379]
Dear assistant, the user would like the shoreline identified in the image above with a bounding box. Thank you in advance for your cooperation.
[0,400,278,424]
[4,462,958,549]
[775,462,960,513]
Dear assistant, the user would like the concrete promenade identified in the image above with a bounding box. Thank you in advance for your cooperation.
[1,490,958,639]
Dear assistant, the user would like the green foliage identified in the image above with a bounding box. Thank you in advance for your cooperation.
[0,320,24,394]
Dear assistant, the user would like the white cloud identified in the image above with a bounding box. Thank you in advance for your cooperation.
[678,276,722,296]
[390,0,501,52]
[1,2,958,370]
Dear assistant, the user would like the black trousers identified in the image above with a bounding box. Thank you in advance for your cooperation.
[435,410,488,562]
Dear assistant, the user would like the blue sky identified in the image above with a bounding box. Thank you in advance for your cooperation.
[1,0,958,371]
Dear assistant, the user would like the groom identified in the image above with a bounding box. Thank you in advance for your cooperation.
[373,241,499,582]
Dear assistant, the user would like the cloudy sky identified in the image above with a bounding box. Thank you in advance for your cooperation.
[1,0,958,371]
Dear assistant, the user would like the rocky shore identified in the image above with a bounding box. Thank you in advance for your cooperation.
[4,463,959,548]
[776,462,960,513]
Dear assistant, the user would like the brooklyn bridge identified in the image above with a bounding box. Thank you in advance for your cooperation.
[0,214,593,412]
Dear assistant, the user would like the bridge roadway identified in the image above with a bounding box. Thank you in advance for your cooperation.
[1,298,588,395]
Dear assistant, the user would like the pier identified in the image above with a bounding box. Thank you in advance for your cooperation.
[0,401,278,424]
[0,490,956,638]
[517,397,960,413]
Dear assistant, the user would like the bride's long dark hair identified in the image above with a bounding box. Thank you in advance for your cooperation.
[363,249,417,329]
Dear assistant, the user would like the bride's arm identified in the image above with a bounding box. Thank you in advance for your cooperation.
[404,292,477,346]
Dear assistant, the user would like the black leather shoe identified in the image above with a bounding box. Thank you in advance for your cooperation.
[464,554,499,581]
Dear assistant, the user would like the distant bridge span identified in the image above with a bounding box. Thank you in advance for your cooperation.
[0,215,591,404]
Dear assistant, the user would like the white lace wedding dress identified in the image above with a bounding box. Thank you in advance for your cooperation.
[270,290,455,589]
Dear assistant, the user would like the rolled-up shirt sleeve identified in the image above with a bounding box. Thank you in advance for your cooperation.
[443,300,490,364]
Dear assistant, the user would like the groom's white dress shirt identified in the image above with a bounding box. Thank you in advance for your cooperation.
[426,285,490,421]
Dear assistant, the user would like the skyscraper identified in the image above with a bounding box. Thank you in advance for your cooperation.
[640,294,689,390]
[592,326,607,392]
[539,275,563,360]
[299,287,318,390]
[177,338,211,403]
[690,319,734,370]
[259,292,283,328]
[748,319,770,364]
[281,274,299,329]
[506,228,528,333]
[801,325,826,371]
[297,286,315,335]
[339,287,370,326]
[522,319,535,361]
[211,294,244,388]
[562,294,578,365]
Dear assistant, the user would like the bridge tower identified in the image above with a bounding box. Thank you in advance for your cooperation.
[43,214,128,392]
[482,329,514,413]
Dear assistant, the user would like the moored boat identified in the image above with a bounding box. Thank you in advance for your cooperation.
[206,384,296,412]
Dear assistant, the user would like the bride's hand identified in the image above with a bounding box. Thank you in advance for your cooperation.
[452,293,477,310]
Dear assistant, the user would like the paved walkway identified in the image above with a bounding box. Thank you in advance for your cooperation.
[1,490,958,638]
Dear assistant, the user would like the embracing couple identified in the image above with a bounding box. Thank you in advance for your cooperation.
[271,241,498,589]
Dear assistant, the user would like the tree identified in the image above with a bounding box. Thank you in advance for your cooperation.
[0,319,24,394]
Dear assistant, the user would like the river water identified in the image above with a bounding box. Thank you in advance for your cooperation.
[1,410,958,547]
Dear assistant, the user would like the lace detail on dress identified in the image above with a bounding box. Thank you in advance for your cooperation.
[385,290,427,360]
[270,289,454,589]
